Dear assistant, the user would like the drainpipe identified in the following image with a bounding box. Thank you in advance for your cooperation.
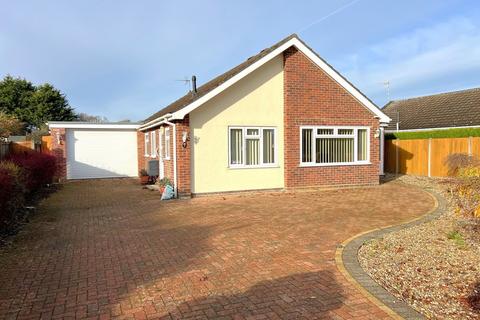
[379,127,385,175]
[161,119,178,198]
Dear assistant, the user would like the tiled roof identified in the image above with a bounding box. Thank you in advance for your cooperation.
[144,34,298,123]
[382,87,480,130]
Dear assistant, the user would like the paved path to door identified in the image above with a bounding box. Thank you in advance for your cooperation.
[0,179,434,320]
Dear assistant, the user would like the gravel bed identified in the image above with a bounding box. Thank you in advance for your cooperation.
[359,174,480,319]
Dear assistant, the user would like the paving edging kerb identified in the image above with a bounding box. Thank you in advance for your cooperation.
[335,185,446,320]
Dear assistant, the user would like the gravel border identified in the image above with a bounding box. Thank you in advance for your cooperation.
[338,184,446,319]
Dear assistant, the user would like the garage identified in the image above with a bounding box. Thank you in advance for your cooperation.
[48,122,140,180]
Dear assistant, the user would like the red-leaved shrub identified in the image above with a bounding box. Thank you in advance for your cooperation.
[6,152,57,192]
[0,162,25,231]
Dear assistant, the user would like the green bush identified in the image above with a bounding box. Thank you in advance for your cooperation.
[386,127,480,140]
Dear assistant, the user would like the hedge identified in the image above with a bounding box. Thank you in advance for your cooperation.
[6,152,57,191]
[386,127,480,140]
[0,162,25,232]
[0,152,57,233]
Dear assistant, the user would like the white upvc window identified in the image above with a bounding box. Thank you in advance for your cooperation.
[144,133,149,157]
[300,126,370,166]
[158,130,163,160]
[150,131,157,158]
[165,127,171,159]
[228,126,277,168]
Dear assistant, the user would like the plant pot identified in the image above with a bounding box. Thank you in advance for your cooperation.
[140,176,149,185]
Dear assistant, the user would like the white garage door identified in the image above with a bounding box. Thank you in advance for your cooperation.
[66,128,138,179]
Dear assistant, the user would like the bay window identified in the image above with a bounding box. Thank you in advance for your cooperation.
[229,127,276,167]
[300,126,369,166]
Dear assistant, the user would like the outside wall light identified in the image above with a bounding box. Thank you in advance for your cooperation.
[182,131,190,148]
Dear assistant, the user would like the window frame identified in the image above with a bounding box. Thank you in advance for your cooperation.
[228,126,278,169]
[164,127,171,160]
[299,125,370,167]
[150,131,157,158]
[144,132,150,157]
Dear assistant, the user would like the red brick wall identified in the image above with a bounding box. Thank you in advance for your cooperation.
[175,115,191,197]
[283,47,380,188]
[50,128,67,180]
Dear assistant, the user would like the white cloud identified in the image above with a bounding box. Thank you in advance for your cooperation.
[334,17,480,101]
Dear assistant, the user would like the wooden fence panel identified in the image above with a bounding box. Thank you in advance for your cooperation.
[398,139,429,176]
[10,141,34,154]
[41,136,53,153]
[472,137,480,159]
[385,137,478,177]
[0,142,10,159]
[384,140,397,174]
[430,138,469,177]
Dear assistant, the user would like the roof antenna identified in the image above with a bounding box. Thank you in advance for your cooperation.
[175,77,191,91]
[382,80,390,101]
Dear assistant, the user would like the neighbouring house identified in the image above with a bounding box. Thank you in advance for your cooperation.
[383,87,480,132]
[137,34,390,197]
[48,34,391,197]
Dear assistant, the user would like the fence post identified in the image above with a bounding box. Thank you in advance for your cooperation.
[395,139,399,174]
[428,138,432,177]
[468,136,473,156]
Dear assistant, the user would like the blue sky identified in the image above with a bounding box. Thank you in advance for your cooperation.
[1,0,480,121]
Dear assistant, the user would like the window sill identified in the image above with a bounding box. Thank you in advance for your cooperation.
[299,162,371,167]
[228,165,280,170]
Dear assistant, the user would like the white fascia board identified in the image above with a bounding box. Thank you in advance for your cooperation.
[169,37,391,123]
[138,113,173,131]
[385,124,480,133]
[48,122,140,130]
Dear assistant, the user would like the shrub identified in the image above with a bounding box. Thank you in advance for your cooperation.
[446,154,480,219]
[0,162,25,231]
[6,152,56,191]
[445,154,480,176]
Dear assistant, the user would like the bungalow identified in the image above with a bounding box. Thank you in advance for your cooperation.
[48,34,391,196]
[137,34,391,197]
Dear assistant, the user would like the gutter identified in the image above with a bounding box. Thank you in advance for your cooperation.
[139,113,175,131]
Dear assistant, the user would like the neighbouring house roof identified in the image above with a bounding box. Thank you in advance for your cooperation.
[383,87,480,131]
[141,34,390,129]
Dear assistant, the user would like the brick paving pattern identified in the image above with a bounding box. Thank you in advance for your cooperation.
[0,179,434,319]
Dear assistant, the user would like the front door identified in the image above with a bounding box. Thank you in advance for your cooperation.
[158,130,165,179]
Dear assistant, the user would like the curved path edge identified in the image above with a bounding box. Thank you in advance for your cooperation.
[335,184,447,320]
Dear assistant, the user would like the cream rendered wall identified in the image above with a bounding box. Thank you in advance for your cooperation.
[190,54,284,193]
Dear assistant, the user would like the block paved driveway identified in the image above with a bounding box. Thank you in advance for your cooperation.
[0,179,434,320]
